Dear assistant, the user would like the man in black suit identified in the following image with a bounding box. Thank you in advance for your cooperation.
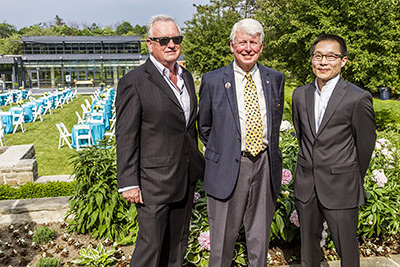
[198,18,284,266]
[292,34,376,267]
[115,14,204,267]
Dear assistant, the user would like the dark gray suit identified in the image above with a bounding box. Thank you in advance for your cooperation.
[116,59,204,266]
[199,62,284,266]
[292,78,376,266]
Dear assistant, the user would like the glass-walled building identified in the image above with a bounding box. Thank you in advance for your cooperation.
[0,36,142,89]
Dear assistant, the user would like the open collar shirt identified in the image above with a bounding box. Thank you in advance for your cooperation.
[314,74,340,132]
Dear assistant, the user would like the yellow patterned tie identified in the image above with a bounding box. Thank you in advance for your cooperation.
[244,72,263,156]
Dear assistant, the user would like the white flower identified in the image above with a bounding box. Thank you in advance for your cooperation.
[321,230,328,239]
[371,169,387,187]
[280,120,292,132]
[323,221,328,230]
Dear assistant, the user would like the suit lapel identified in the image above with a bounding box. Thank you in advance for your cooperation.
[259,65,272,141]
[224,63,240,133]
[144,59,183,111]
[182,70,196,128]
[305,84,317,137]
[316,78,347,136]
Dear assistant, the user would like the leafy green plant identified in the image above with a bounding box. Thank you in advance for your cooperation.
[32,226,56,244]
[35,257,61,267]
[65,139,138,244]
[72,243,117,267]
[358,131,400,238]
[374,109,400,132]
[0,181,75,200]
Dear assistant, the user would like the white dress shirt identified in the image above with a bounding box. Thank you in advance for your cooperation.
[233,61,268,151]
[314,75,340,132]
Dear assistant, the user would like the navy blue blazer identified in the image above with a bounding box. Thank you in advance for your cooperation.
[198,62,284,200]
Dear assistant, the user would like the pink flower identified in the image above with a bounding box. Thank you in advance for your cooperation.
[198,231,210,250]
[283,190,290,196]
[372,169,387,187]
[290,210,300,227]
[282,169,292,185]
[193,192,201,203]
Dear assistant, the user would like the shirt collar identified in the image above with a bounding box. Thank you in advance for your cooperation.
[315,74,340,94]
[150,55,183,78]
[233,60,258,81]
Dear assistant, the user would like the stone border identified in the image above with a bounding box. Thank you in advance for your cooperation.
[0,196,69,225]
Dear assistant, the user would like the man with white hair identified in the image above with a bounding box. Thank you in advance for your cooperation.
[198,18,285,266]
[116,14,204,266]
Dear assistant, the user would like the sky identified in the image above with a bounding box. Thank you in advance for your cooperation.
[1,0,210,30]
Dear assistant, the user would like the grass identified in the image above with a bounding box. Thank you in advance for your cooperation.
[2,95,91,176]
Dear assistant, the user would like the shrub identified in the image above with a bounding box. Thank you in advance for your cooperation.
[32,226,56,244]
[35,257,61,267]
[358,131,400,238]
[72,243,117,267]
[0,181,75,201]
[374,109,400,132]
[66,139,138,243]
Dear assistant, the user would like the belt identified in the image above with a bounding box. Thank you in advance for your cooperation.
[241,148,267,162]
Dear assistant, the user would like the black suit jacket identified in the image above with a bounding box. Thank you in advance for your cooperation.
[292,78,376,209]
[115,59,204,205]
[198,62,285,200]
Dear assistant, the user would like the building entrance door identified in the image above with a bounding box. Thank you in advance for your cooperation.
[27,70,40,88]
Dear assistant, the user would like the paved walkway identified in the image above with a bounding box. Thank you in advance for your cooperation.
[278,255,400,266]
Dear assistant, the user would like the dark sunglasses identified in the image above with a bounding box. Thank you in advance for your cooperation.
[149,35,183,46]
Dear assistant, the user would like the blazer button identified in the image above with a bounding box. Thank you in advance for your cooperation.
[235,159,239,163]
[180,112,184,116]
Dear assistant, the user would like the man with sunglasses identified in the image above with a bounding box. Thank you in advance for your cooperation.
[115,14,204,266]
[292,34,376,266]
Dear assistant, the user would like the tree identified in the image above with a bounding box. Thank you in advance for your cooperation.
[116,21,134,35]
[256,0,400,93]
[54,15,65,26]
[183,0,246,75]
[0,22,17,39]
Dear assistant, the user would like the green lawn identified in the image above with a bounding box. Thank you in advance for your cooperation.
[3,95,91,176]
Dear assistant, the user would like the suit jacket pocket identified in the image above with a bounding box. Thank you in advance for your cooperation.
[205,148,220,163]
[141,155,170,168]
[296,155,307,167]
[330,161,359,174]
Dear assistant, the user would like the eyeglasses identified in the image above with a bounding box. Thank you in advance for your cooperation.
[149,36,183,46]
[236,41,261,49]
[312,53,343,61]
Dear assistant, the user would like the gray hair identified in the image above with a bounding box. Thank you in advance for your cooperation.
[146,14,181,37]
[230,18,265,44]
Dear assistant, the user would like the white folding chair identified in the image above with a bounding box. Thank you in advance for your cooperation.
[26,90,32,99]
[75,111,85,124]
[43,101,53,115]
[32,106,43,122]
[88,112,104,124]
[109,112,116,131]
[74,124,92,151]
[81,103,89,115]
[56,122,72,149]
[90,95,96,104]
[84,99,92,110]
[5,94,13,106]
[72,88,78,99]
[12,108,26,133]
[55,96,64,109]
[0,121,6,146]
